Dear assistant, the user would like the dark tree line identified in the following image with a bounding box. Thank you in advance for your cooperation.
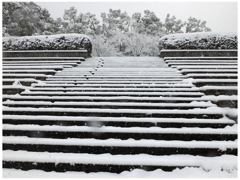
[2,2,211,37]
[2,2,212,56]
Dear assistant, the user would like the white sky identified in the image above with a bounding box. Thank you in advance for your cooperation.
[35,1,238,32]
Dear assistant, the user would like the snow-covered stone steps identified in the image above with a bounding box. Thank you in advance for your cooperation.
[2,123,237,141]
[3,70,57,75]
[164,57,238,60]
[32,83,193,88]
[31,84,194,88]
[46,76,186,80]
[3,60,81,64]
[165,60,237,63]
[1,95,214,103]
[181,69,237,75]
[24,87,201,93]
[3,50,89,58]
[3,57,85,61]
[3,136,237,156]
[2,106,226,119]
[3,63,78,67]
[168,62,237,67]
[186,74,237,79]
[189,79,238,87]
[2,115,235,128]
[3,86,27,95]
[3,100,213,110]
[43,79,186,83]
[3,74,50,81]
[3,65,64,71]
[56,72,181,78]
[3,150,237,173]
[176,66,237,70]
[160,50,238,57]
[2,56,237,174]
[2,79,39,86]
[40,80,186,84]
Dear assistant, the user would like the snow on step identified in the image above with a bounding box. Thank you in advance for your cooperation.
[25,87,198,92]
[3,70,56,73]
[3,61,80,64]
[39,80,188,84]
[2,114,236,129]
[3,136,237,150]
[177,66,237,69]
[3,100,214,109]
[168,63,237,66]
[2,123,237,135]
[186,74,237,78]
[3,57,85,60]
[2,115,235,125]
[3,66,63,69]
[164,57,237,60]
[2,106,233,118]
[2,150,237,170]
[1,94,217,101]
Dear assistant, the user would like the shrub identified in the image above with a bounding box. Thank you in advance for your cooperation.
[2,33,92,55]
[158,32,238,50]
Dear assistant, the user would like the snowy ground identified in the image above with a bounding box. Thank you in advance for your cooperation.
[2,57,238,178]
[2,167,238,178]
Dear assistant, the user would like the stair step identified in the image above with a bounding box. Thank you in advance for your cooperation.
[186,74,237,79]
[2,95,213,103]
[3,61,80,65]
[168,63,237,66]
[3,70,56,75]
[177,66,237,70]
[3,150,237,173]
[3,50,89,58]
[3,106,225,119]
[160,50,238,57]
[3,115,235,128]
[3,101,213,110]
[2,124,237,140]
[3,74,49,81]
[26,87,198,92]
[31,84,193,88]
[3,57,85,61]
[164,57,238,60]
[3,66,63,71]
[3,136,237,156]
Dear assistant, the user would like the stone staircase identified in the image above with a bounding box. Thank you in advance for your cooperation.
[2,52,238,175]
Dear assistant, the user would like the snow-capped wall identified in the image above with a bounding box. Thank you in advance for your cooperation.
[158,32,238,50]
[2,34,92,54]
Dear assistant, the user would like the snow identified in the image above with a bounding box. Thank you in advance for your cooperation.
[3,74,49,77]
[2,167,238,178]
[186,73,237,77]
[164,56,238,59]
[2,150,237,168]
[3,136,237,150]
[177,66,237,69]
[2,123,237,134]
[2,115,235,124]
[3,100,214,108]
[3,65,63,69]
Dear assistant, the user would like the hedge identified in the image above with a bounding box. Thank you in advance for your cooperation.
[2,34,92,55]
[158,32,238,50]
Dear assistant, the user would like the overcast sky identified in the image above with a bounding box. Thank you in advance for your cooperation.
[35,1,238,33]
